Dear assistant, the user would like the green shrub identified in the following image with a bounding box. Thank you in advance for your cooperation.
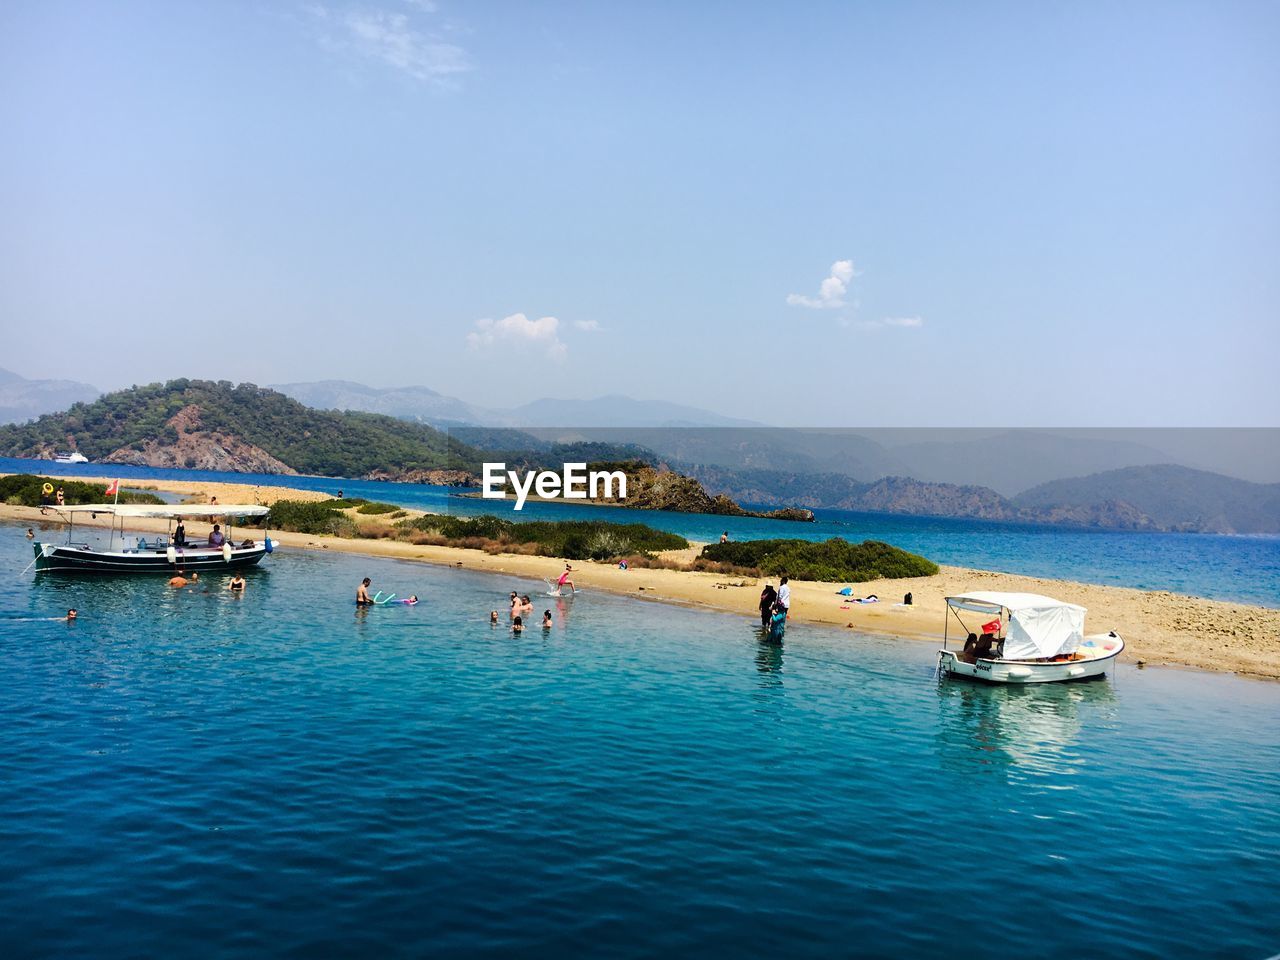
[400,515,687,560]
[261,499,345,534]
[0,474,164,507]
[698,538,938,582]
[355,501,400,515]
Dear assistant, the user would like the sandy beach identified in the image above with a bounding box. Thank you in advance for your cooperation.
[6,475,1279,679]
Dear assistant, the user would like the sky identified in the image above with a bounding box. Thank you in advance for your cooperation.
[1,0,1277,426]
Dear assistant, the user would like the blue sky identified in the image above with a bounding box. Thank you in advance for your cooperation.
[1,0,1276,425]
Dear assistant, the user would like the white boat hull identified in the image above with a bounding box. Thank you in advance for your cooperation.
[938,633,1124,684]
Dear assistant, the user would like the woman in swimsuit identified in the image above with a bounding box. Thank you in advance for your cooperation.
[228,573,246,591]
[557,563,576,594]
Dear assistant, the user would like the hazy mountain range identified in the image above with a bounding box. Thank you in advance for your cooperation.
[0,368,100,425]
[270,380,760,429]
[1,379,1277,533]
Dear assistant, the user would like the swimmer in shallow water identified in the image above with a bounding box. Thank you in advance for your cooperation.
[512,616,524,635]
[542,610,552,629]
[66,608,77,621]
[169,571,197,588]
[490,610,499,625]
[356,578,373,606]
[228,574,246,591]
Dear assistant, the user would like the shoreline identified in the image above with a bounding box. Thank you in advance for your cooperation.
[5,474,1279,680]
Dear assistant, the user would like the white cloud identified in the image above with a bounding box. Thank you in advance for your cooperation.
[787,259,858,309]
[573,319,602,332]
[306,3,469,87]
[468,313,568,361]
[882,316,923,328]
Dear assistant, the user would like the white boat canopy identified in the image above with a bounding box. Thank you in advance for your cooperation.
[53,504,270,520]
[946,591,1086,660]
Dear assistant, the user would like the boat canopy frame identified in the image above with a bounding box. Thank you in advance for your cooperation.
[943,592,1087,661]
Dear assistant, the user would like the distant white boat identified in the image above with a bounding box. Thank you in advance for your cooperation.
[53,451,89,464]
[937,591,1124,684]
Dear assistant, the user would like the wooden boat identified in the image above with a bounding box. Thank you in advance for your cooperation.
[31,503,272,575]
[937,591,1124,684]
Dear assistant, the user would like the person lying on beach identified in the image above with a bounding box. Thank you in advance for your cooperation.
[542,610,552,629]
[357,578,374,606]
[512,616,524,634]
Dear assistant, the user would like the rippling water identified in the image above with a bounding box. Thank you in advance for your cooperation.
[6,457,1279,606]
[2,524,1277,957]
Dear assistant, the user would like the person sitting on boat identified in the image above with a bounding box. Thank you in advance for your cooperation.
[208,524,225,547]
[174,520,186,547]
[960,632,979,663]
[974,632,997,660]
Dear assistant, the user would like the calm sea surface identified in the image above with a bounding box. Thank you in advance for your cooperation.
[1,525,1278,958]
[6,457,1278,606]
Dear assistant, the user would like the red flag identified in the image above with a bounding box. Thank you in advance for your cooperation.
[981,618,1002,635]
[104,479,119,498]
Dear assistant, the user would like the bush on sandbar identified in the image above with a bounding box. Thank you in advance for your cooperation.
[698,538,937,583]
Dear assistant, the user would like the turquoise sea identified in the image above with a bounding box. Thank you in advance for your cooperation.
[2,524,1278,958]
[6,457,1279,607]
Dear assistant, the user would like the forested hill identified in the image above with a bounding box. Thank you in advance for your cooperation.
[0,380,480,480]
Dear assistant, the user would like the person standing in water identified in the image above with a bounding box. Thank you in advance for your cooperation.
[512,616,524,634]
[777,575,791,619]
[759,583,778,628]
[356,578,374,606]
[542,610,553,629]
[228,573,246,592]
[556,563,576,594]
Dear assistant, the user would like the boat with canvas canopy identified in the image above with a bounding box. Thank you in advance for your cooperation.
[937,591,1124,684]
[31,503,273,575]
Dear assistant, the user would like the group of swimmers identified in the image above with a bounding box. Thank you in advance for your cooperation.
[167,570,248,591]
[498,591,555,633]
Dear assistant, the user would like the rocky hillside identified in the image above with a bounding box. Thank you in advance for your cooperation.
[581,462,814,521]
[0,379,481,480]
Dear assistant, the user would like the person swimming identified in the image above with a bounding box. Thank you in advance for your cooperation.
[356,578,374,606]
[542,610,552,629]
[66,608,77,621]
[169,571,197,588]
[490,610,499,625]
[512,616,524,634]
